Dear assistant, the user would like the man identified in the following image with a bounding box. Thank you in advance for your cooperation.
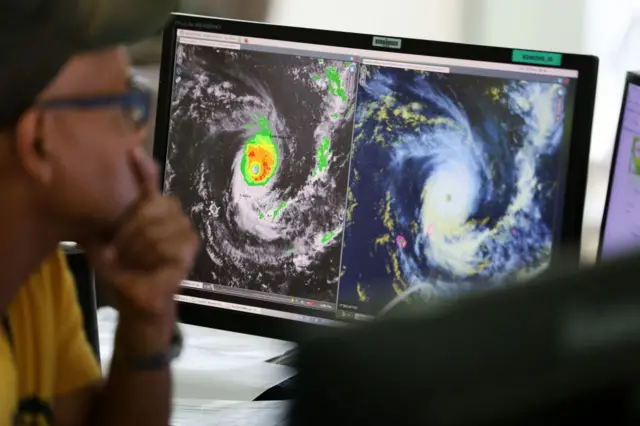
[0,0,199,425]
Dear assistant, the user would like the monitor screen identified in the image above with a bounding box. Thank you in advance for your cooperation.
[161,24,582,326]
[599,81,640,260]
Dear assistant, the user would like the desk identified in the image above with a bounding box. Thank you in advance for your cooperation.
[97,308,296,418]
[171,400,290,426]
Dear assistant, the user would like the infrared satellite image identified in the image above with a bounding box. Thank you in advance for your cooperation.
[339,65,567,315]
[164,45,357,301]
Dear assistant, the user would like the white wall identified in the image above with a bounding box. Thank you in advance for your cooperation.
[464,0,586,53]
[267,0,464,42]
[585,0,640,163]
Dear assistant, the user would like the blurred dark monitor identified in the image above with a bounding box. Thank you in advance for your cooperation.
[60,242,100,362]
[290,253,640,426]
[154,13,598,342]
[598,71,640,262]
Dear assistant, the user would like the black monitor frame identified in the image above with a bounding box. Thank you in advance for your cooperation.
[154,13,599,342]
[597,71,640,263]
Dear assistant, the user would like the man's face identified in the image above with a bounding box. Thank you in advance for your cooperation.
[34,47,148,241]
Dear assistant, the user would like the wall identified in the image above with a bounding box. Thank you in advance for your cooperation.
[180,0,270,21]
[585,0,640,163]
[463,0,586,52]
[267,0,464,42]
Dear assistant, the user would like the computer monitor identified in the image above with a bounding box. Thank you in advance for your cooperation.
[598,72,640,262]
[153,14,598,341]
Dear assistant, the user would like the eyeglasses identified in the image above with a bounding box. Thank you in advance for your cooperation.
[37,79,152,130]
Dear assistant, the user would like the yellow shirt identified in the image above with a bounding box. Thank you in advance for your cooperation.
[0,250,102,425]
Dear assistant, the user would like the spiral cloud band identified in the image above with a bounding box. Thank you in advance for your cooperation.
[340,67,566,313]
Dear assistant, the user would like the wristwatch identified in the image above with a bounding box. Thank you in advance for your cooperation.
[128,323,184,371]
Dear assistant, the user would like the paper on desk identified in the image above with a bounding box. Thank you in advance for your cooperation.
[98,307,296,401]
[172,399,291,426]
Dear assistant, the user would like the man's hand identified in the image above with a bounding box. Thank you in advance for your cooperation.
[71,149,197,426]
[87,148,199,353]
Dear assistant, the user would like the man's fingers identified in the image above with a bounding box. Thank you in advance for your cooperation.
[131,147,160,198]
[118,232,198,273]
[117,217,195,268]
[112,196,182,248]
[113,216,198,271]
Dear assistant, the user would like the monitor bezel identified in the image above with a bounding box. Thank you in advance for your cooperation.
[596,71,640,263]
[154,13,599,342]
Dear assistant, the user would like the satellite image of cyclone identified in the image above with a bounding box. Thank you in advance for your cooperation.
[339,65,568,315]
[164,44,357,301]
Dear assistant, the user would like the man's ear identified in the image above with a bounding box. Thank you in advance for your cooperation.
[13,109,53,185]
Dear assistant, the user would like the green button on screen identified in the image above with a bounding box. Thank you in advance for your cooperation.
[512,50,563,67]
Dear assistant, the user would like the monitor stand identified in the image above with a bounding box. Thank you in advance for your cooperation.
[253,348,298,401]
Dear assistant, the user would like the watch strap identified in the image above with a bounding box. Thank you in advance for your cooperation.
[126,323,183,371]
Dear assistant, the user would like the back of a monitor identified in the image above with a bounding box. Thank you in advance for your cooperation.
[290,252,640,426]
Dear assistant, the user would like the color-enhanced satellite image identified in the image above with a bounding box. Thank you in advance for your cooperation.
[164,44,357,302]
[338,65,567,315]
